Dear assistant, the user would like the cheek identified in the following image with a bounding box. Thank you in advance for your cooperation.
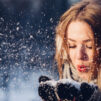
[69,50,75,63]
[87,50,94,62]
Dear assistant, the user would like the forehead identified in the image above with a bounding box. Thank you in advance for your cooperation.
[67,20,94,42]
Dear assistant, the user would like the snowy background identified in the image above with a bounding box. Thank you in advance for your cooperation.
[0,0,80,101]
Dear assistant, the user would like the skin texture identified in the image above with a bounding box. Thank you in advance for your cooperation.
[67,20,94,81]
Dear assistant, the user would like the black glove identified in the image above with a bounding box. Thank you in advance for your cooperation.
[56,79,80,101]
[38,76,58,101]
[78,82,98,101]
[56,79,98,101]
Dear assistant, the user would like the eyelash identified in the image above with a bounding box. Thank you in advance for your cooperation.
[86,45,92,49]
[69,45,92,49]
[69,45,76,48]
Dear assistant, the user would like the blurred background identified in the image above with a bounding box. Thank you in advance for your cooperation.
[0,0,80,101]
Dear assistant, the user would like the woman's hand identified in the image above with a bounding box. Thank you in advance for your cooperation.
[79,82,98,101]
[56,79,80,101]
[38,76,58,101]
[38,76,98,101]
[56,79,98,101]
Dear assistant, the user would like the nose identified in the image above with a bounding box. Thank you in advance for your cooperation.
[76,45,88,61]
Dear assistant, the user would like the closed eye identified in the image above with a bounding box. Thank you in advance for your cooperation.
[86,45,92,49]
[69,45,76,48]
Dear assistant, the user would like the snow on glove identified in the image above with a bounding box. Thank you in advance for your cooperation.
[56,79,81,101]
[39,75,51,83]
[78,82,98,101]
[38,75,58,101]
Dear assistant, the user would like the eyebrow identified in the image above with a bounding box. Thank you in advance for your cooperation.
[68,38,92,42]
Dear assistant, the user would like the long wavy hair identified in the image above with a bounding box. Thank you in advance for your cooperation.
[55,0,101,88]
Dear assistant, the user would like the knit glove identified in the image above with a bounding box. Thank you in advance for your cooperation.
[56,79,80,101]
[78,82,98,101]
[56,79,98,101]
[38,76,58,101]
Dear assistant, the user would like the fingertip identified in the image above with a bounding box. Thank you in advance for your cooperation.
[39,75,51,83]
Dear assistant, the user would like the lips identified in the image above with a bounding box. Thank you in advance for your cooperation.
[77,65,89,72]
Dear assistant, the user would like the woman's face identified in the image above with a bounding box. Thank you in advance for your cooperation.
[67,20,94,80]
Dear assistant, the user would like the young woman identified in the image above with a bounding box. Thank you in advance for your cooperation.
[38,0,101,101]
[55,0,101,88]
